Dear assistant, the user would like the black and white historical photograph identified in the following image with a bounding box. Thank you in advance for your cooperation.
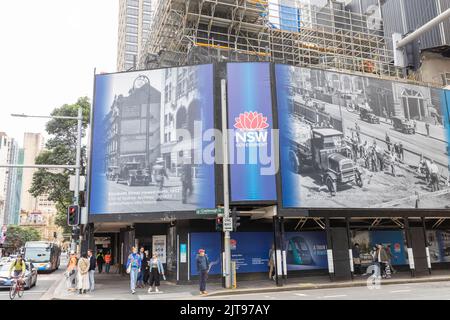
[280,65,450,209]
[90,65,215,214]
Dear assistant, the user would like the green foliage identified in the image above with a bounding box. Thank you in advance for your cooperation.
[29,97,91,234]
[4,225,41,250]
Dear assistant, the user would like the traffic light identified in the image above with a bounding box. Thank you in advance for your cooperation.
[67,205,80,226]
[215,216,223,232]
[232,208,240,231]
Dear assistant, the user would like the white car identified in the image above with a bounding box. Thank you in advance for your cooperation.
[0,261,38,289]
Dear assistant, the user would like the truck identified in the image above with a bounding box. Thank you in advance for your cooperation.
[114,162,151,187]
[287,118,363,195]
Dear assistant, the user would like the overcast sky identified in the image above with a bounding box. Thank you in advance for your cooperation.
[0,0,118,146]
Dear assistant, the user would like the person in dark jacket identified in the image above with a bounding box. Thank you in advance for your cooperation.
[137,247,146,288]
[196,249,210,295]
[96,250,104,274]
[143,250,150,285]
[87,249,96,292]
[352,243,361,275]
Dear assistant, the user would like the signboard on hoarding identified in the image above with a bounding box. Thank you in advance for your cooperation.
[227,62,277,202]
[89,65,216,214]
[152,235,167,263]
[276,63,450,209]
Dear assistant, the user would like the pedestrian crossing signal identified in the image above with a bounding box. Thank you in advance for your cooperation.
[215,217,223,232]
[67,205,80,226]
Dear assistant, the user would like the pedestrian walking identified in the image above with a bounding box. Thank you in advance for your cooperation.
[196,249,210,295]
[153,158,169,201]
[137,247,146,288]
[77,254,90,294]
[66,251,78,291]
[352,243,361,275]
[148,253,165,293]
[375,244,390,278]
[143,250,150,285]
[96,250,104,274]
[385,133,391,152]
[87,249,96,292]
[389,150,397,177]
[104,251,112,274]
[180,152,193,204]
[429,160,440,192]
[268,244,275,280]
[386,245,397,274]
[399,143,404,162]
[425,122,430,137]
[126,247,142,294]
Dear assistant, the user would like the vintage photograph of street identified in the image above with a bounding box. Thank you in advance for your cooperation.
[279,65,450,209]
[92,65,215,214]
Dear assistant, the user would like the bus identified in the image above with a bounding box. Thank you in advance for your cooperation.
[24,241,61,272]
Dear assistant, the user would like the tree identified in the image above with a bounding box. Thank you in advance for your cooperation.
[4,225,41,250]
[29,97,91,234]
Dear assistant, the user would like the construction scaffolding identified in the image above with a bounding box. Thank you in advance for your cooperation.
[140,0,404,79]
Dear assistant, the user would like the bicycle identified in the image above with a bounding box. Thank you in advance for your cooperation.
[9,276,25,300]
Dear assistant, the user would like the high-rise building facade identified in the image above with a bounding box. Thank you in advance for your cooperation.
[0,133,21,226]
[117,0,154,72]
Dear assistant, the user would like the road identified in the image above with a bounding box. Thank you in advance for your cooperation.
[0,256,66,300]
[199,281,450,300]
[313,97,449,172]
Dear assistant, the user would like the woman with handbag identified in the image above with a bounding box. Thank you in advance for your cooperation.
[126,247,142,294]
[77,254,90,294]
[148,253,165,293]
[66,251,78,291]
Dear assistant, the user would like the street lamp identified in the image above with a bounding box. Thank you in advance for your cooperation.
[11,109,83,254]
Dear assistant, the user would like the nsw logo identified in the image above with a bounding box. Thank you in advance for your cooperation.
[234,111,269,147]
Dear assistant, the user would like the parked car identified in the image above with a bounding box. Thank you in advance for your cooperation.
[0,261,38,289]
[392,117,415,134]
[360,108,380,124]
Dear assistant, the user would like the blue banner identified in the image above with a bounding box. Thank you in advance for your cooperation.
[284,232,328,270]
[227,63,277,202]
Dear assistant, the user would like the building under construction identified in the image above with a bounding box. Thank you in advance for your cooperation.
[140,0,404,79]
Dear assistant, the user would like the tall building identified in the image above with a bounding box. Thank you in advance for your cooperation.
[19,133,61,241]
[117,0,155,72]
[0,133,20,226]
[4,140,20,225]
[20,133,45,214]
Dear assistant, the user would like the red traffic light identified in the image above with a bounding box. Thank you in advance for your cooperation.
[67,205,80,226]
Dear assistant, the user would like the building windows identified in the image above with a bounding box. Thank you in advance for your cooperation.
[126,35,138,43]
[127,7,139,16]
[126,17,138,25]
[126,44,138,52]
[127,0,139,7]
[126,26,138,34]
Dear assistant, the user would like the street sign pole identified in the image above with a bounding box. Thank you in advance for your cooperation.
[71,107,82,255]
[221,79,232,289]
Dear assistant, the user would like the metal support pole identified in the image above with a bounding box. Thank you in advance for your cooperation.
[422,217,432,275]
[346,217,354,280]
[272,216,281,287]
[71,108,83,254]
[325,217,334,281]
[404,217,415,278]
[221,79,231,289]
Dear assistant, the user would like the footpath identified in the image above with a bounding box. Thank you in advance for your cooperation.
[42,269,450,300]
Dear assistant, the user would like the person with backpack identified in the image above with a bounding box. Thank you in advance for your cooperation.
[66,251,78,291]
[126,247,142,294]
[196,249,210,295]
[8,254,26,285]
[96,250,105,274]
[77,253,90,294]
[104,251,112,274]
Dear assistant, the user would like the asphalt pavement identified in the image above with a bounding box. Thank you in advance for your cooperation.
[0,263,65,300]
[200,281,450,300]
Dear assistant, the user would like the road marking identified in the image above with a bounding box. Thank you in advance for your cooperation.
[390,290,411,293]
[322,295,347,298]
[0,291,48,295]
[294,293,308,297]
